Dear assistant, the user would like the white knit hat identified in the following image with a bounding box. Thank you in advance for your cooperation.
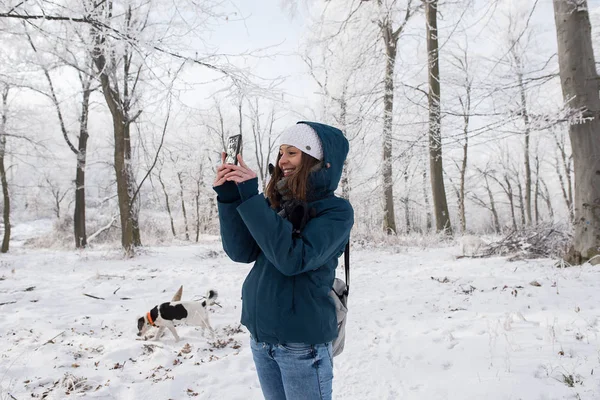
[279,123,323,161]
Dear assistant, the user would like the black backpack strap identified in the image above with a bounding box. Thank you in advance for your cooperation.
[344,240,350,295]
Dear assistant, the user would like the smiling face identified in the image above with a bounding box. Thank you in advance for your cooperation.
[278,145,303,177]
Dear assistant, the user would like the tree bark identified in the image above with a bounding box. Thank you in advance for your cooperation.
[553,0,600,262]
[74,72,92,248]
[503,175,517,231]
[157,170,176,237]
[0,86,11,253]
[177,171,190,241]
[403,172,410,234]
[422,159,432,232]
[426,0,452,234]
[552,129,574,222]
[516,68,533,225]
[339,93,350,201]
[540,178,555,220]
[484,176,501,234]
[458,86,470,233]
[534,154,540,223]
[381,19,398,234]
[516,176,526,227]
[195,175,201,242]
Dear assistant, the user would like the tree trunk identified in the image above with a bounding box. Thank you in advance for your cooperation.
[195,177,200,242]
[516,177,526,227]
[426,0,452,235]
[553,0,600,262]
[534,154,540,223]
[517,69,533,225]
[158,171,176,237]
[339,95,350,201]
[404,172,410,234]
[381,20,397,234]
[552,130,574,222]
[503,175,517,231]
[422,162,432,232]
[458,112,469,233]
[74,79,91,248]
[0,86,10,253]
[114,120,136,254]
[540,179,555,220]
[484,176,501,234]
[177,171,190,241]
[509,45,533,226]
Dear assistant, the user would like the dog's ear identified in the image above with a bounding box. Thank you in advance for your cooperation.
[137,316,145,331]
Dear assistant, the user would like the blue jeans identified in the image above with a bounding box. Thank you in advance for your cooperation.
[250,337,334,400]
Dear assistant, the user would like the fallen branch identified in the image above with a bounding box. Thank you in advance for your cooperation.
[41,330,65,346]
[87,214,118,244]
[0,301,17,306]
[83,293,105,300]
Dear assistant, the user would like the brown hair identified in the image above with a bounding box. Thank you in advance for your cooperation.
[265,151,321,209]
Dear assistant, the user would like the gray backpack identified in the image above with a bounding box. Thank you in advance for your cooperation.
[329,241,350,357]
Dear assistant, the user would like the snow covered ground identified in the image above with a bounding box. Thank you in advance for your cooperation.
[1,225,599,399]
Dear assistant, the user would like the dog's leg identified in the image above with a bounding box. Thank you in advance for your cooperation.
[202,316,216,338]
[193,309,216,338]
[153,326,166,341]
[164,322,180,342]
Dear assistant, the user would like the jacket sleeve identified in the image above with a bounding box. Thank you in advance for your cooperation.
[236,193,353,276]
[214,180,261,263]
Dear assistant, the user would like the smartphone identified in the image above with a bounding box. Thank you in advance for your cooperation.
[225,134,242,165]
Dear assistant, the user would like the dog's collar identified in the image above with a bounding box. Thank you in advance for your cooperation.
[147,311,156,327]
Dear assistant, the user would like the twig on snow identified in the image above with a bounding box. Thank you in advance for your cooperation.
[41,330,65,346]
[83,293,105,300]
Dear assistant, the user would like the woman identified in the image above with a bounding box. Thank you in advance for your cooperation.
[213,121,353,400]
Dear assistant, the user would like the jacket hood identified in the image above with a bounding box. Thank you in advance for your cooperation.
[296,121,348,199]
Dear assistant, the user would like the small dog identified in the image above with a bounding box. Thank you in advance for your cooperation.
[137,290,218,341]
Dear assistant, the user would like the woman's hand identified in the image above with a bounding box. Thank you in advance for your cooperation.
[224,154,257,184]
[214,152,233,187]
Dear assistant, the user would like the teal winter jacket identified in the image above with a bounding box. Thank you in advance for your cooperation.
[213,121,354,345]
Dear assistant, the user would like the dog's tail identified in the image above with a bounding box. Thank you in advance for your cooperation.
[203,289,218,307]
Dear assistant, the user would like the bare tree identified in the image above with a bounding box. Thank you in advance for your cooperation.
[0,84,11,253]
[376,0,418,233]
[425,0,452,235]
[156,164,176,238]
[44,175,70,219]
[176,171,190,241]
[300,32,375,202]
[24,29,95,247]
[553,0,600,263]
[470,168,501,234]
[247,99,279,190]
[193,162,204,242]
[550,127,574,222]
[87,1,144,255]
[534,151,540,223]
[447,44,473,234]
[510,45,533,226]
[539,178,555,220]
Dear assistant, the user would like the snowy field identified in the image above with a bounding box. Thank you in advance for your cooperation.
[1,224,599,399]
